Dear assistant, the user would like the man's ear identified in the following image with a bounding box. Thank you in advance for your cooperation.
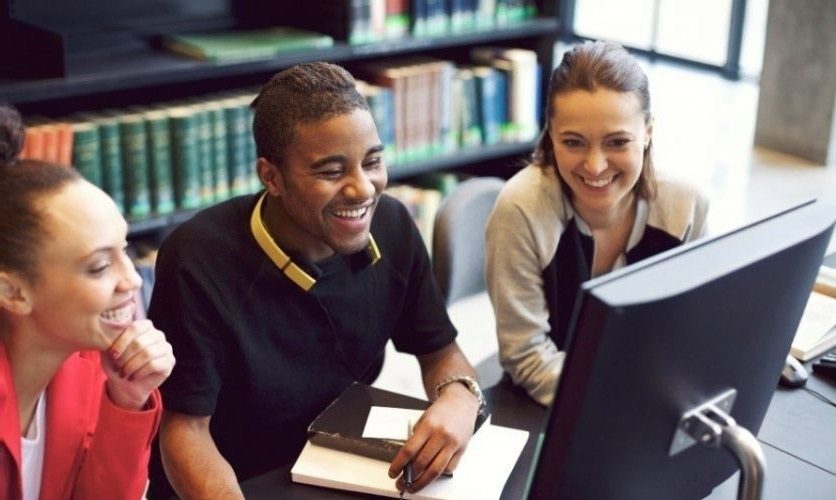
[0,272,33,316]
[257,157,284,197]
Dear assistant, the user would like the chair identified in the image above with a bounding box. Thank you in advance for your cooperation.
[432,176,506,305]
[432,176,506,386]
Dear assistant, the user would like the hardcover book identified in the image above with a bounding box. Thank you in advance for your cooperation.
[307,383,430,462]
[162,27,334,62]
[307,382,489,462]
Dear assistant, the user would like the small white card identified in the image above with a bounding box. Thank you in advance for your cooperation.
[362,406,425,440]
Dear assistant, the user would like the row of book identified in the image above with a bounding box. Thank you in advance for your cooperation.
[356,47,541,165]
[18,47,537,222]
[18,121,73,164]
[22,92,261,220]
[288,0,539,45]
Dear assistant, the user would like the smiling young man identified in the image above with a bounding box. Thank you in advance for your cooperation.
[485,41,710,406]
[146,62,484,499]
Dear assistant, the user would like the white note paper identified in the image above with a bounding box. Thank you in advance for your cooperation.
[362,406,426,440]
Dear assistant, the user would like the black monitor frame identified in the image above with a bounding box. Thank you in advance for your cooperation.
[525,199,836,500]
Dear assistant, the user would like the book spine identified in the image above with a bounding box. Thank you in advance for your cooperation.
[241,96,260,193]
[71,121,103,187]
[168,107,202,209]
[385,0,410,38]
[308,432,402,463]
[21,125,45,160]
[54,123,74,166]
[438,62,456,153]
[458,69,482,147]
[120,113,152,218]
[223,100,251,197]
[144,110,176,215]
[97,116,125,213]
[192,104,216,206]
[208,105,231,202]
[476,67,501,145]
[41,124,59,164]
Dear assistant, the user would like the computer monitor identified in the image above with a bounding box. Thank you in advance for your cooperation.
[525,199,836,500]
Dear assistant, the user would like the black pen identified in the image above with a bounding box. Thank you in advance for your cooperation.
[400,420,415,499]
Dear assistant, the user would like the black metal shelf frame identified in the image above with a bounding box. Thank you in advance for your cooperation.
[0,18,558,105]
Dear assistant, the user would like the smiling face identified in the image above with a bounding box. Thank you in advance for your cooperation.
[24,180,142,353]
[260,108,387,262]
[550,88,652,223]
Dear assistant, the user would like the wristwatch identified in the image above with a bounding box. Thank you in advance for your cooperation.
[434,375,487,416]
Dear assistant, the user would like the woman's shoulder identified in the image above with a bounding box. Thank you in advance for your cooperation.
[495,164,566,216]
[653,173,708,209]
[649,173,710,235]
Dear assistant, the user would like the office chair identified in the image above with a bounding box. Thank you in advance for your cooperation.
[432,176,506,305]
[432,176,506,386]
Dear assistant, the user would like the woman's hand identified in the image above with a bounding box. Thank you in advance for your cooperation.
[101,319,175,410]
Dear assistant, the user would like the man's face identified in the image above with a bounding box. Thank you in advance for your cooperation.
[265,108,387,263]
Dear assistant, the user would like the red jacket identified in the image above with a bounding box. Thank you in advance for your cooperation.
[0,342,162,500]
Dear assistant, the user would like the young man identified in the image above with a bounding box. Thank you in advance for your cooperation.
[147,62,484,498]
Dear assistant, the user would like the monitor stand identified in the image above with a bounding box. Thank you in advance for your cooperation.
[669,389,766,500]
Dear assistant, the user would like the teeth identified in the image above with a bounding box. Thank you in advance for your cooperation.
[582,176,613,188]
[101,304,133,323]
[333,207,368,219]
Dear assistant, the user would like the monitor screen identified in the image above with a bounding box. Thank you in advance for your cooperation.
[525,199,836,499]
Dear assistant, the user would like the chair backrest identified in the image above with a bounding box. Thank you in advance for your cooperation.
[432,176,505,305]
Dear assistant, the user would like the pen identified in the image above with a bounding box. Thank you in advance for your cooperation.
[400,419,414,499]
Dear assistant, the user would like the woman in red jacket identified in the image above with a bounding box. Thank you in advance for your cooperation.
[0,104,175,499]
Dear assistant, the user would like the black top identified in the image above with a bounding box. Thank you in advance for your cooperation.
[544,219,683,350]
[146,193,456,497]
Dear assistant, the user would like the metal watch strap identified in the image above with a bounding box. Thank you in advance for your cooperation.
[434,375,487,415]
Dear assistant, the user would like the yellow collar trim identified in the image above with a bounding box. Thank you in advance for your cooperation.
[250,192,381,291]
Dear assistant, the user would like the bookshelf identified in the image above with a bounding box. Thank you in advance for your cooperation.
[1,1,559,238]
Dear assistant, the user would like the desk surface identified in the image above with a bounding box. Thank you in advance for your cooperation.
[241,254,836,499]
[241,372,836,499]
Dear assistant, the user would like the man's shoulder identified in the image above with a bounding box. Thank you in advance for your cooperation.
[163,194,258,251]
[371,194,417,238]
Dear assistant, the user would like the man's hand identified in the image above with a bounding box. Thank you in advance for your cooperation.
[102,319,175,410]
[388,382,480,493]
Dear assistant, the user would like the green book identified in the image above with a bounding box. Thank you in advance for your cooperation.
[143,109,176,215]
[208,105,231,202]
[71,121,102,188]
[168,107,202,209]
[163,27,334,62]
[242,97,260,193]
[89,113,125,214]
[223,98,251,197]
[119,113,152,218]
[191,103,215,206]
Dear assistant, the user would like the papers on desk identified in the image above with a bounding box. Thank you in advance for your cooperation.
[363,407,425,440]
[790,290,836,361]
[291,418,529,499]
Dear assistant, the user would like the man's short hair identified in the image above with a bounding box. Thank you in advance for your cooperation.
[251,62,370,165]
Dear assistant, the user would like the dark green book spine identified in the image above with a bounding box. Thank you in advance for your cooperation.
[208,105,231,202]
[169,107,202,209]
[144,110,176,215]
[223,99,250,197]
[191,104,215,206]
[243,99,260,193]
[97,116,125,214]
[71,121,102,188]
[120,113,152,218]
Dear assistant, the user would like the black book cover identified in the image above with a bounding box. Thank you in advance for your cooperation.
[307,382,488,463]
[307,383,429,462]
